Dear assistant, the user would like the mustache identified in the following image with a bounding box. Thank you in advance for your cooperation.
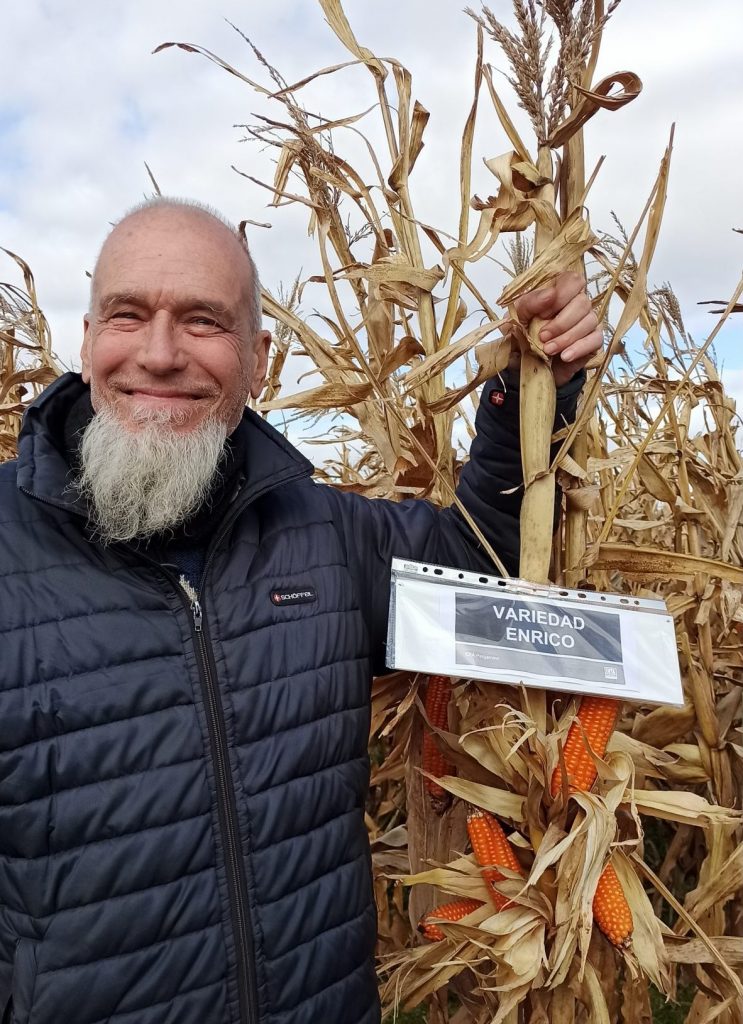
[107,376,219,399]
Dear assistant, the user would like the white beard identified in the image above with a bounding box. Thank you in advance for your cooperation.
[75,404,229,544]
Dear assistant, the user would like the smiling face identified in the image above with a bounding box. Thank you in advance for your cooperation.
[81,206,270,434]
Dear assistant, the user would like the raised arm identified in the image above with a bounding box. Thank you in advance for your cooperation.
[328,273,601,673]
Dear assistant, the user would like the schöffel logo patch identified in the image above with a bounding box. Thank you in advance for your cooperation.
[270,586,317,607]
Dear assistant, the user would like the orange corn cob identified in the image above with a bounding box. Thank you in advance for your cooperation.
[549,698,633,945]
[422,674,455,814]
[550,696,619,796]
[593,861,633,947]
[466,809,524,910]
[418,898,484,942]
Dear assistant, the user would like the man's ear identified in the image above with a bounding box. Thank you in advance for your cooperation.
[249,330,272,400]
[80,315,92,384]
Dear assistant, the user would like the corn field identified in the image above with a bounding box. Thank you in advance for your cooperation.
[3,1,743,1021]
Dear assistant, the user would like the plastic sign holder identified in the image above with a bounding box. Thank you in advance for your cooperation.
[387,559,683,705]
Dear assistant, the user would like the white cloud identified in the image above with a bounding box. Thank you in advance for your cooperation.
[1,0,742,395]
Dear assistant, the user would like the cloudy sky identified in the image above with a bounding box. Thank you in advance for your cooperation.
[2,0,742,399]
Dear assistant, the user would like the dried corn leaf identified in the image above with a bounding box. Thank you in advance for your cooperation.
[683,842,743,925]
[613,851,670,992]
[339,258,444,292]
[428,775,526,822]
[317,0,387,78]
[627,790,742,828]
[498,210,597,307]
[259,380,372,411]
[547,71,643,150]
[665,936,743,967]
[589,543,743,585]
[404,320,506,392]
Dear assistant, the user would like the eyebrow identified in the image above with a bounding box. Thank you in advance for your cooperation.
[98,292,234,319]
[98,291,143,315]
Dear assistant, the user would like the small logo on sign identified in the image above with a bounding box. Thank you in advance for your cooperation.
[270,586,317,607]
[604,666,618,680]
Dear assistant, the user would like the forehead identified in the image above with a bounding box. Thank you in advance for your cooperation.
[93,210,251,308]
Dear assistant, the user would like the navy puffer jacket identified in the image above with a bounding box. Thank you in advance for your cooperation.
[0,371,582,1024]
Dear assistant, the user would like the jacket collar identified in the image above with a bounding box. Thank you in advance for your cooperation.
[16,372,314,518]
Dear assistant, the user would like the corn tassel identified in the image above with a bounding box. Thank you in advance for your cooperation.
[422,674,455,814]
[418,898,484,942]
[550,695,619,795]
[466,808,524,910]
[593,861,634,948]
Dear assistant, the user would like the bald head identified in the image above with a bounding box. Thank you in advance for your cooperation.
[81,196,272,436]
[90,198,262,335]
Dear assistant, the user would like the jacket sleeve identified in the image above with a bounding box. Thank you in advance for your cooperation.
[330,370,585,674]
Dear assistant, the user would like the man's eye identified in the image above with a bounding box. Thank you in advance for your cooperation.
[111,311,139,320]
[190,316,221,328]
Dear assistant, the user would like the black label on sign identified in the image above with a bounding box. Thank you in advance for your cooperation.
[454,593,625,686]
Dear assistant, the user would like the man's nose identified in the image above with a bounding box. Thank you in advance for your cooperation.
[136,312,187,374]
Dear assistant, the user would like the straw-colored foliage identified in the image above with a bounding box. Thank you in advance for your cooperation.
[3,2,743,1020]
[0,249,60,462]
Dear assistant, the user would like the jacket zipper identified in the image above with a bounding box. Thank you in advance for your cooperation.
[165,488,287,1024]
[173,495,262,1024]
[190,594,256,1024]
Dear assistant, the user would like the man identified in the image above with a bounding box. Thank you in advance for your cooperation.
[0,198,601,1024]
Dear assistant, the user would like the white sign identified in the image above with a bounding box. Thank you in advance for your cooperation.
[387,560,683,705]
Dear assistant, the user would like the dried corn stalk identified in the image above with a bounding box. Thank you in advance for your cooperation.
[0,250,60,461]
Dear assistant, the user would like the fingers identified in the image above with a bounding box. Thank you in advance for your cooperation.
[513,271,585,323]
[543,309,598,358]
[538,283,601,366]
[513,285,556,322]
[548,271,588,316]
[509,269,603,387]
[540,289,596,345]
[554,327,604,367]
[552,335,604,387]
